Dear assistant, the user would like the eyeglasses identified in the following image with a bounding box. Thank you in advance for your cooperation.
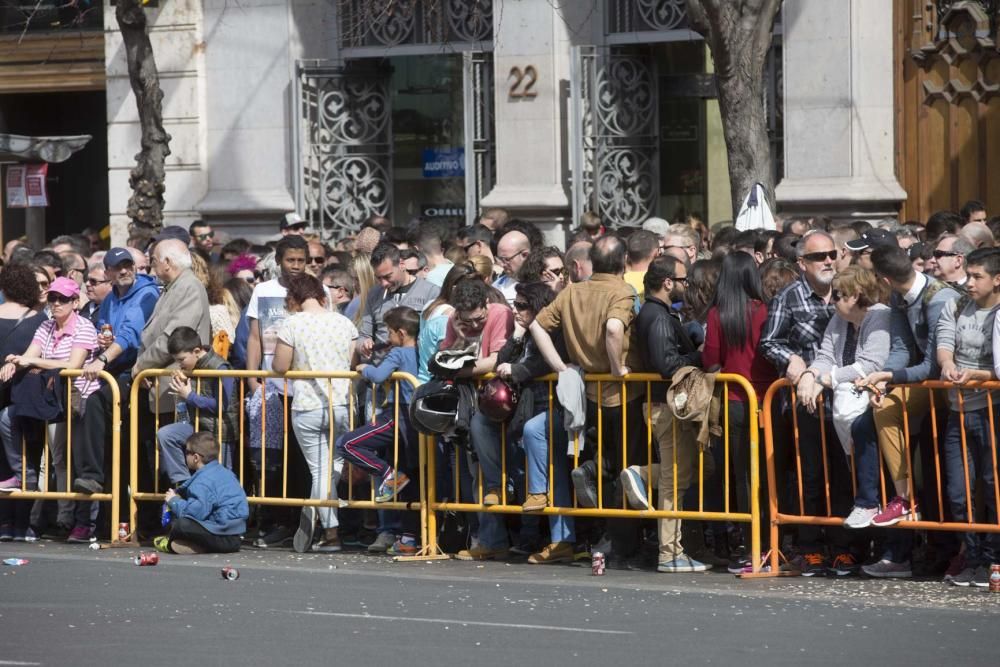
[308,256,325,265]
[497,250,528,265]
[405,268,422,276]
[457,311,488,328]
[87,278,111,286]
[933,250,960,259]
[47,294,74,305]
[194,232,214,241]
[671,275,689,285]
[462,241,481,252]
[801,250,838,263]
[513,300,531,311]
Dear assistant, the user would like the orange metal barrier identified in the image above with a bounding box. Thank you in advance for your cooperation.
[129,369,440,558]
[426,372,762,572]
[759,378,1000,576]
[0,369,122,539]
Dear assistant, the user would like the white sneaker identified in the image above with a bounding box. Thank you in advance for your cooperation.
[843,505,878,529]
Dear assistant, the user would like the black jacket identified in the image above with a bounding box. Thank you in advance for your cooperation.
[637,295,701,402]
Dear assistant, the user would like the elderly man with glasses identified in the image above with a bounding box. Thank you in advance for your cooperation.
[760,230,860,577]
[492,229,530,307]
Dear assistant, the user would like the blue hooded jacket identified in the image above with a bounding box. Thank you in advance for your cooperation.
[168,460,249,535]
[97,273,159,375]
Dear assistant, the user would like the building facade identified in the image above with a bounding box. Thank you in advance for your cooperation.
[2,1,995,246]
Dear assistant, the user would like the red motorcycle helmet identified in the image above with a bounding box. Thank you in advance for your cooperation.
[478,377,519,422]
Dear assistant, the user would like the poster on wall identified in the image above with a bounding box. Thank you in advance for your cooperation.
[5,164,48,208]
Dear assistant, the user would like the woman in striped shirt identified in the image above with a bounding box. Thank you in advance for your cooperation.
[0,277,99,542]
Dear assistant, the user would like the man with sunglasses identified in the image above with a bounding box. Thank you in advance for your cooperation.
[760,230,858,577]
[72,246,161,498]
[306,240,327,276]
[931,234,973,289]
[188,220,215,255]
[80,263,112,327]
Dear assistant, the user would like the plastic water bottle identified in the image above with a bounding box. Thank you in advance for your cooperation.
[176,400,188,424]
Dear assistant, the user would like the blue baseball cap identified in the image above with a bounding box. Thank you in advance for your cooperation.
[104,247,134,268]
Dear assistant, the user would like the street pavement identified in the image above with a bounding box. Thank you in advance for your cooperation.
[0,541,997,666]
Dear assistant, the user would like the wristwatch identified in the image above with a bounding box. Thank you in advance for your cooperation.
[97,353,109,364]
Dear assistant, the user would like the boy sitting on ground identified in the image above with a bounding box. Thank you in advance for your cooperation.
[156,431,249,554]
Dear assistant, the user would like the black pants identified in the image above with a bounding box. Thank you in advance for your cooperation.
[170,516,241,553]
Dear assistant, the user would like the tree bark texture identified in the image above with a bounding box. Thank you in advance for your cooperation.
[116,0,171,233]
[686,0,781,219]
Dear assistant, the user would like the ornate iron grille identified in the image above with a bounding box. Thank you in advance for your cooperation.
[299,64,393,240]
[338,0,492,49]
[607,0,688,33]
[572,46,659,228]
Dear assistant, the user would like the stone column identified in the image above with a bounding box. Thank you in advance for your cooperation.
[479,1,578,246]
[776,0,906,220]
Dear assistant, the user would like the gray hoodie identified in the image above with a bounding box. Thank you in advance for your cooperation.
[936,297,1000,411]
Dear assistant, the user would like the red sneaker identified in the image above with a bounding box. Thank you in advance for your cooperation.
[871,496,916,527]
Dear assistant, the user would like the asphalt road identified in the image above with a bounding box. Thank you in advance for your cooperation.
[0,542,997,667]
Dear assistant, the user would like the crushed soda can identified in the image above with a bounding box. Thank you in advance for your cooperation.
[221,566,239,581]
[3,558,28,566]
[118,523,129,541]
[591,551,605,576]
[990,564,1000,593]
[134,552,159,566]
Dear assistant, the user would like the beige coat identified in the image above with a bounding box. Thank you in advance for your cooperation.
[135,268,211,412]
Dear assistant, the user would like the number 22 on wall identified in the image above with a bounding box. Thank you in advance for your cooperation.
[508,65,538,98]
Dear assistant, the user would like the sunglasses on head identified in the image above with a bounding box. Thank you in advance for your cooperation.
[802,250,838,263]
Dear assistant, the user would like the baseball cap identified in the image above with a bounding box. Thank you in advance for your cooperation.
[280,212,307,230]
[104,247,134,268]
[642,217,670,237]
[845,228,899,252]
[152,225,191,245]
[48,277,80,298]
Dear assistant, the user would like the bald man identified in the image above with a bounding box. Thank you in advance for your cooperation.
[493,229,530,306]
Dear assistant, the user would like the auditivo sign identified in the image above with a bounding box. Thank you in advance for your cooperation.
[422,148,465,178]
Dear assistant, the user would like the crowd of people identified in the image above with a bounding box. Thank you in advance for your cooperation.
[0,202,997,587]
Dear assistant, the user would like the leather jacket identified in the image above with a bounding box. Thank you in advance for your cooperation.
[637,295,701,402]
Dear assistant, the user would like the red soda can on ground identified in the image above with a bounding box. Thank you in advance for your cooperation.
[118,523,129,541]
[221,566,239,581]
[592,551,606,576]
[134,552,159,566]
[990,564,1000,592]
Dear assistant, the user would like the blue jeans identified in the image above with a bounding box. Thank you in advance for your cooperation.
[157,422,195,486]
[943,408,1000,567]
[850,409,880,510]
[522,410,574,543]
[467,411,514,549]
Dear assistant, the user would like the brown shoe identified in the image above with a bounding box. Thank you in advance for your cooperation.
[483,488,501,506]
[522,493,548,512]
[528,542,573,564]
[455,544,509,561]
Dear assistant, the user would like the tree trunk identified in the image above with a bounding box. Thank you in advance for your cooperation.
[116,0,171,236]
[686,0,781,220]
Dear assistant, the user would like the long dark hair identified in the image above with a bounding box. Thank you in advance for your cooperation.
[714,252,766,347]
[421,263,478,320]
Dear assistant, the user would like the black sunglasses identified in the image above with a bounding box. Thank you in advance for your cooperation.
[405,268,421,276]
[933,250,960,259]
[546,267,564,277]
[802,250,838,263]
[308,256,325,264]
[87,278,112,286]
[513,300,531,311]
[47,294,74,304]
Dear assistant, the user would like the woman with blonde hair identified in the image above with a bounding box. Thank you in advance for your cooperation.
[344,252,375,326]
